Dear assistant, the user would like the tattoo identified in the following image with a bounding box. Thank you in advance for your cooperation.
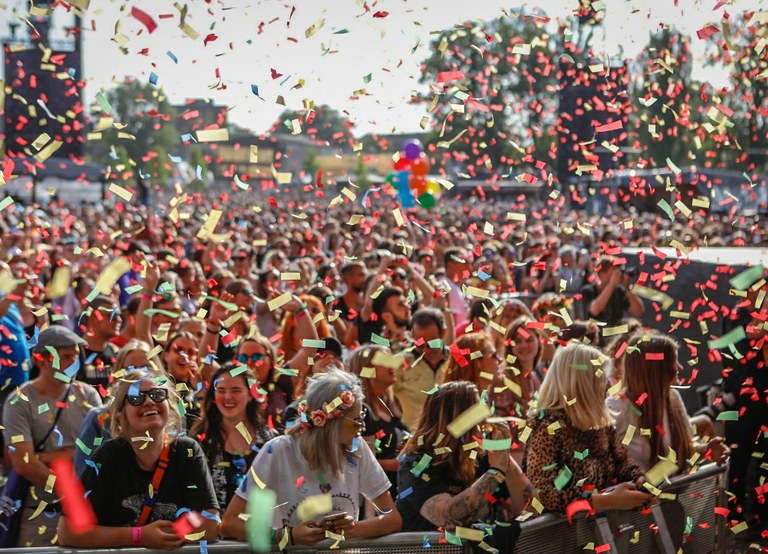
[521,483,537,508]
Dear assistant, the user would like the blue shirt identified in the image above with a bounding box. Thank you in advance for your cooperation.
[0,301,31,389]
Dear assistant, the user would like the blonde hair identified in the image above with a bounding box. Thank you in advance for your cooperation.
[535,342,613,431]
[109,369,183,441]
[114,340,164,375]
[286,368,364,477]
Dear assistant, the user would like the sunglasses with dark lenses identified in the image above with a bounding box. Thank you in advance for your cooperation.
[124,388,169,407]
[238,353,265,363]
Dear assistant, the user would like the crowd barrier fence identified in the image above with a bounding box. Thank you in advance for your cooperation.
[0,463,727,554]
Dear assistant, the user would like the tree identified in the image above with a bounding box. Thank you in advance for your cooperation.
[186,145,209,190]
[271,104,355,148]
[417,9,559,178]
[87,80,178,187]
[354,155,371,189]
[704,11,768,171]
[302,147,321,182]
[626,28,697,169]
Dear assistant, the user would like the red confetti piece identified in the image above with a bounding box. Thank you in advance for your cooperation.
[595,544,611,553]
[595,120,623,133]
[270,68,283,79]
[645,352,665,361]
[714,507,730,517]
[372,11,389,18]
[696,24,720,40]
[295,475,305,488]
[565,499,594,524]
[130,6,157,33]
[203,33,218,46]
[436,71,465,83]
[51,457,97,534]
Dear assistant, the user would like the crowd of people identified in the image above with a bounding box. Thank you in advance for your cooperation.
[0,195,765,550]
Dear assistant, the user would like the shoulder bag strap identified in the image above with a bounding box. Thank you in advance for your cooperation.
[136,443,171,527]
[35,384,73,452]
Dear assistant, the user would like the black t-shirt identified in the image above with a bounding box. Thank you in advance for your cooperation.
[80,343,120,389]
[581,283,629,328]
[80,436,219,526]
[363,402,408,498]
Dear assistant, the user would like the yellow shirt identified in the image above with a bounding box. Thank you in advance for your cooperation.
[393,351,444,432]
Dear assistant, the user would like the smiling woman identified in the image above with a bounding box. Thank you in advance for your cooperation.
[57,370,220,549]
[221,368,402,547]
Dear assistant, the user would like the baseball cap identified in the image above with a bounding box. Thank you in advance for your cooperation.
[32,325,87,353]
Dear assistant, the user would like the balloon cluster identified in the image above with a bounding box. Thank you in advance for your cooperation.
[385,140,440,208]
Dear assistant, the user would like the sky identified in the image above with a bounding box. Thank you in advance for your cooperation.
[0,0,759,137]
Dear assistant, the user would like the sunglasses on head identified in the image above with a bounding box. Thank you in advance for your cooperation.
[124,388,169,407]
[237,353,266,363]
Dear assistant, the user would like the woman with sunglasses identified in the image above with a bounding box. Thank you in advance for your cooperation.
[59,370,220,549]
[221,368,402,546]
[190,363,277,510]
[235,336,293,431]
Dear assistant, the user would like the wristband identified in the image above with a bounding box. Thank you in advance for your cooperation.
[141,293,154,302]
[295,308,309,320]
[132,526,142,547]
[206,324,222,333]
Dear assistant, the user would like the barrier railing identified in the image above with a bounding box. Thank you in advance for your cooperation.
[0,463,727,554]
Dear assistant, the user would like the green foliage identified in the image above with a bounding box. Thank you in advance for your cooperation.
[303,147,321,176]
[417,9,558,177]
[273,104,354,146]
[354,155,371,189]
[186,145,209,190]
[87,80,178,186]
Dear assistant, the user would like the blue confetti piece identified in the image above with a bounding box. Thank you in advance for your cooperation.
[205,354,218,365]
[110,306,119,321]
[168,153,182,163]
[423,535,431,549]
[26,326,39,349]
[398,486,413,500]
[175,507,191,518]
[149,72,158,86]
[84,459,100,476]
[85,352,98,365]
[350,437,360,453]
[200,540,208,554]
[267,443,274,454]
[361,186,381,209]
[196,164,203,180]
[127,381,141,400]
[250,84,261,97]
[68,67,76,78]
[64,357,80,379]
[279,74,292,86]
[201,510,221,522]
[167,50,178,64]
[108,149,119,160]
[181,133,196,143]
[53,427,63,448]
[477,270,491,282]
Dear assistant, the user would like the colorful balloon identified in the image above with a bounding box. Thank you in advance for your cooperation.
[394,157,412,171]
[411,155,429,177]
[410,175,427,195]
[426,180,440,195]
[417,192,436,209]
[403,140,423,161]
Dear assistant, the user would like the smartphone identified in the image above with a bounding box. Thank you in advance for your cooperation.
[323,512,348,529]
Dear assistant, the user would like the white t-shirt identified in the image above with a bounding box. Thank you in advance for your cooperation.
[236,434,391,527]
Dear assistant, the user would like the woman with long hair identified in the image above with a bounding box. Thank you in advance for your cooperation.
[396,380,535,550]
[347,344,409,499]
[59,370,219,548]
[162,331,201,427]
[441,332,503,391]
[221,368,401,546]
[608,332,729,473]
[502,317,543,412]
[280,294,331,361]
[525,343,652,514]
[190,363,277,510]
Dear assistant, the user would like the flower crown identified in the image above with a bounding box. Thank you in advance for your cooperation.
[297,389,356,430]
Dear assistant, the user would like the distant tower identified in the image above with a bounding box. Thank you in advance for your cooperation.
[556,1,628,196]
[2,0,85,159]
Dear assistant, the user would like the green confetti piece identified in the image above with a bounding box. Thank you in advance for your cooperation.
[247,487,276,552]
[370,333,390,347]
[37,403,50,414]
[230,364,249,377]
[276,367,299,377]
[177,400,186,418]
[716,411,739,422]
[75,438,92,456]
[572,363,589,371]
[95,91,114,116]
[427,338,444,348]
[574,449,589,460]
[444,530,463,546]
[483,438,512,451]
[302,339,328,348]
[333,29,349,34]
[144,309,181,318]
[125,284,144,295]
[363,73,372,84]
[554,465,573,491]
[411,453,432,477]
[421,385,439,395]
[94,437,103,446]
[54,372,72,383]
[542,463,558,472]
[684,516,693,536]
[707,326,746,350]
[729,265,765,291]
[657,198,675,221]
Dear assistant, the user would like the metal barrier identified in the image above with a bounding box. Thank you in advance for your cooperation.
[1,464,726,554]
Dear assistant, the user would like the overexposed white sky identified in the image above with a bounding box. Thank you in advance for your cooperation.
[0,0,760,136]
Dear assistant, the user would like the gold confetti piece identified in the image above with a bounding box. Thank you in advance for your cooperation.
[196,128,229,142]
[280,272,301,281]
[455,526,485,541]
[32,133,51,150]
[446,402,491,438]
[235,422,252,444]
[393,209,404,226]
[346,214,363,225]
[463,286,489,298]
[47,266,71,300]
[267,292,292,312]
[296,494,332,522]
[645,458,679,487]
[108,183,134,202]
[622,424,636,446]
[197,210,222,240]
[519,426,533,444]
[184,531,206,541]
[95,257,132,296]
[34,139,62,162]
[602,324,628,337]
[359,366,376,379]
[371,351,402,369]
[608,380,622,396]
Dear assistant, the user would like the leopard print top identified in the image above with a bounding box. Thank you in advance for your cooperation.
[523,409,644,514]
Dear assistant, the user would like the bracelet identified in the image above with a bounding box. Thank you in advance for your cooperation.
[206,324,221,333]
[294,308,309,320]
[141,293,154,302]
[487,466,507,483]
[132,526,142,547]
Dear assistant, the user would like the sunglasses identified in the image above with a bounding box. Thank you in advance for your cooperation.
[237,289,255,297]
[237,353,266,363]
[124,388,169,407]
[343,408,367,427]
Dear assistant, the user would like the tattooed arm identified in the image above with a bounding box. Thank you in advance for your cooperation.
[504,455,539,516]
[419,471,500,529]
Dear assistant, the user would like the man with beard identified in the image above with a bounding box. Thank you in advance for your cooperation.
[79,295,121,390]
[358,287,411,351]
[335,261,367,346]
